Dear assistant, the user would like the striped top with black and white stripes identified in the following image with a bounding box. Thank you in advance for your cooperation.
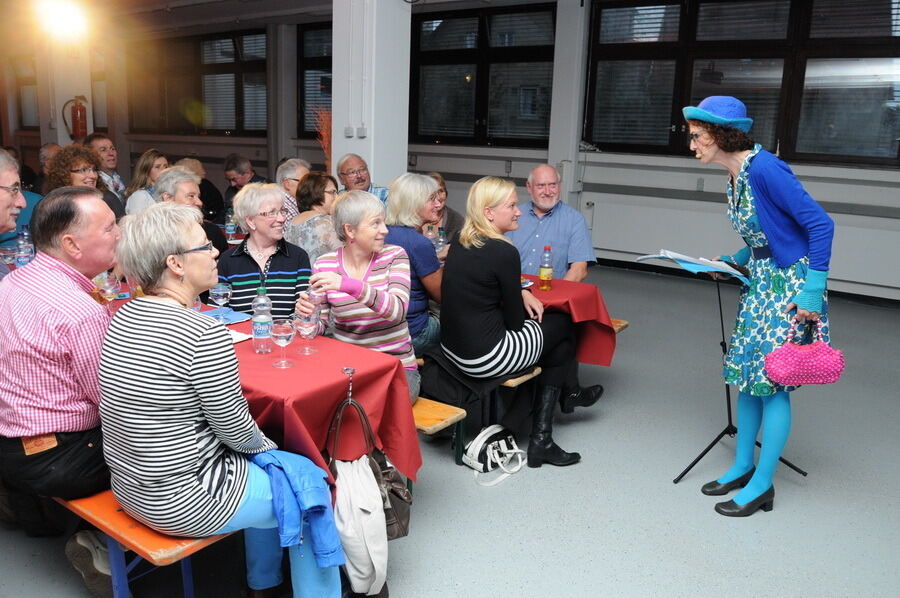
[216,238,311,318]
[98,298,277,537]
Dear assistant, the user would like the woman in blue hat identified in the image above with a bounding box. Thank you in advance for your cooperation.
[682,96,835,517]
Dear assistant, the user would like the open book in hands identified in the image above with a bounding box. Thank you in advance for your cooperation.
[636,249,751,285]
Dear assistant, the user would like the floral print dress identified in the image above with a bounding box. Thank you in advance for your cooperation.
[722,145,830,396]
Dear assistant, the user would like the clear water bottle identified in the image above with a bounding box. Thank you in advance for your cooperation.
[251,287,273,354]
[15,226,34,268]
[423,225,438,245]
[434,227,448,252]
[538,245,553,291]
[225,208,236,242]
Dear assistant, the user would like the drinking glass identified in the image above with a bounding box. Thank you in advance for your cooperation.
[293,311,319,355]
[95,272,121,313]
[271,319,295,368]
[209,283,232,323]
[0,247,15,265]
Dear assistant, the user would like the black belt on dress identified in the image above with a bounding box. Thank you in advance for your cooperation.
[751,245,772,260]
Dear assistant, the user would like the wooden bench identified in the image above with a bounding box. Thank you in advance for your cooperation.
[56,490,231,598]
[611,318,629,334]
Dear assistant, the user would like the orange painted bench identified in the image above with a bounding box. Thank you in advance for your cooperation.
[56,489,231,597]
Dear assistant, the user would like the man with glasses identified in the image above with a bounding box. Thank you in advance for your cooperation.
[223,153,270,210]
[275,157,311,220]
[0,186,120,596]
[0,151,28,281]
[506,164,595,282]
[336,153,389,205]
[84,133,127,204]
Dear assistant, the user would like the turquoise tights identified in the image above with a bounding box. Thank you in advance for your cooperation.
[717,391,792,506]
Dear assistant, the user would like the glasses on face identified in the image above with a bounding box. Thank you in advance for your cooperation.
[340,167,368,178]
[180,241,214,254]
[258,208,289,219]
[0,182,23,196]
[70,167,98,175]
[284,177,301,183]
[689,132,704,142]
[426,193,443,204]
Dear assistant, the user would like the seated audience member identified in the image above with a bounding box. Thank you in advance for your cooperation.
[224,153,270,210]
[155,166,228,254]
[217,183,311,318]
[506,164,595,282]
[124,149,169,215]
[275,158,311,220]
[0,150,27,278]
[440,176,602,468]
[99,202,341,598]
[335,154,389,205]
[84,133,127,203]
[34,142,61,196]
[44,144,125,221]
[297,190,419,402]
[0,186,119,594]
[176,157,226,224]
[2,146,37,192]
[426,172,465,244]
[283,172,342,264]
[385,172,443,356]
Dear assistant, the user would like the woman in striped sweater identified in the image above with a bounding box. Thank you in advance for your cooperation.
[296,190,419,403]
[440,176,582,468]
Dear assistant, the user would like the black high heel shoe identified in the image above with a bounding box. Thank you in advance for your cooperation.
[700,467,755,496]
[714,485,774,517]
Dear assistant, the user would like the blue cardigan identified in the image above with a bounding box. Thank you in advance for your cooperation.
[741,150,834,271]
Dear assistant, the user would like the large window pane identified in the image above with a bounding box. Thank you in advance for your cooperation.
[303,29,332,57]
[241,34,266,61]
[488,12,554,47]
[797,57,900,157]
[488,62,552,139]
[243,72,267,130]
[19,85,38,128]
[810,0,900,38]
[420,17,479,50]
[202,39,235,64]
[600,5,680,43]
[202,73,235,129]
[302,70,332,132]
[592,60,676,145]
[697,1,790,40]
[419,64,476,137]
[689,58,784,150]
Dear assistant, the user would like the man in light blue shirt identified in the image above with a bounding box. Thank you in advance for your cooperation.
[506,164,594,281]
[336,153,389,205]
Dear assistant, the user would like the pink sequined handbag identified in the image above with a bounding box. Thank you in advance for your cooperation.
[764,320,844,386]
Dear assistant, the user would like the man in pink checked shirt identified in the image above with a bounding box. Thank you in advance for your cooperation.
[0,186,120,597]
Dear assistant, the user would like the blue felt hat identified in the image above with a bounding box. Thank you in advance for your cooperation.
[682,96,753,133]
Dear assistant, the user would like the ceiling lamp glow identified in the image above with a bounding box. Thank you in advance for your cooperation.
[36,1,89,41]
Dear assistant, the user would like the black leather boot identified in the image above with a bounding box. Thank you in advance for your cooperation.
[560,384,604,414]
[528,385,581,468]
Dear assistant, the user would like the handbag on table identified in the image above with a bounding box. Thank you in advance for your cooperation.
[764,319,844,386]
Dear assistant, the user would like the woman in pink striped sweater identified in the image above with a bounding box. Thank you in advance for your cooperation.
[297,190,419,403]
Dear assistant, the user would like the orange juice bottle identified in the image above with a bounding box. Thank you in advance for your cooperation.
[538,245,553,291]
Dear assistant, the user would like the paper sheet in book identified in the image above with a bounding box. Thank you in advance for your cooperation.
[636,249,751,286]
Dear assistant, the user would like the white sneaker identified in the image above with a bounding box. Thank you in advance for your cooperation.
[65,530,113,598]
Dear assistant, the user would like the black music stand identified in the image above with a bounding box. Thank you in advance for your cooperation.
[672,280,807,483]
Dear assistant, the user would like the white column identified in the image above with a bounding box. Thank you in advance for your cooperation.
[331,0,411,187]
[547,0,590,206]
[35,40,93,145]
[267,24,299,170]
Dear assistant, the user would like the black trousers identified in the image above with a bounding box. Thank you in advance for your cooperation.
[536,311,578,388]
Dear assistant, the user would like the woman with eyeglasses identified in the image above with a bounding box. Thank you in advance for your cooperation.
[283,172,342,264]
[43,144,125,221]
[216,183,312,318]
[425,172,465,245]
[99,202,342,598]
[124,149,169,215]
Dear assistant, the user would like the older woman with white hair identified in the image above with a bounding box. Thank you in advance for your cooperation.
[155,166,228,253]
[297,190,419,402]
[384,172,443,356]
[216,183,311,318]
[99,202,342,598]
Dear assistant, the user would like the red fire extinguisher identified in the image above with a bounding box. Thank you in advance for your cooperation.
[62,95,89,140]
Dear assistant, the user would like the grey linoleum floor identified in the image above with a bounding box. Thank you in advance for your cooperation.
[2,265,897,597]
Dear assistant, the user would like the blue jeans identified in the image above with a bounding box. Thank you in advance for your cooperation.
[411,313,440,357]
[214,462,340,597]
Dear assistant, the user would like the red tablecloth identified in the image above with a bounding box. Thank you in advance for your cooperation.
[523,275,617,366]
[231,322,422,482]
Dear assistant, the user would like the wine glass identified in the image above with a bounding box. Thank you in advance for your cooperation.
[95,272,121,313]
[0,247,15,266]
[209,283,232,323]
[293,311,319,355]
[271,319,295,368]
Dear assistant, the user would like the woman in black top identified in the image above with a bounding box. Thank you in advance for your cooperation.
[440,176,581,468]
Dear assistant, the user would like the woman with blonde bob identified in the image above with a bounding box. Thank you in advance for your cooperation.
[385,172,443,356]
[440,176,584,468]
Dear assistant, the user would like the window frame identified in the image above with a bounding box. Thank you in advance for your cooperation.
[410,3,557,148]
[127,29,267,137]
[584,0,900,167]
